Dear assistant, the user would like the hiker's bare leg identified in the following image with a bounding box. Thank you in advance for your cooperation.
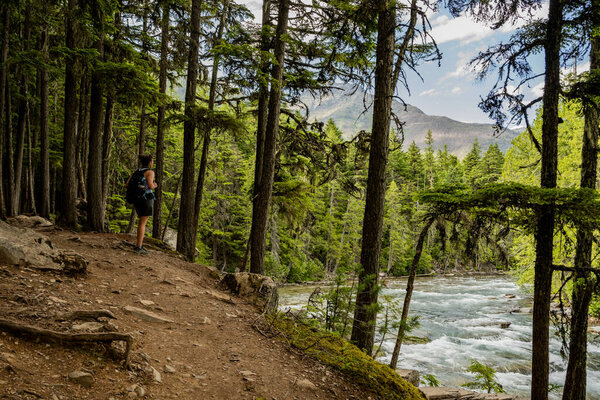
[137,216,150,247]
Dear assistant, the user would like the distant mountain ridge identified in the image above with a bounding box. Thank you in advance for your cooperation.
[301,89,520,158]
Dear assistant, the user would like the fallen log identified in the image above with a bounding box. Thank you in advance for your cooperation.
[0,318,132,366]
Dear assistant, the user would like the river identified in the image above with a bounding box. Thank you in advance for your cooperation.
[278,276,600,399]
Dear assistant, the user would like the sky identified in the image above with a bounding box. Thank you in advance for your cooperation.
[237,0,593,126]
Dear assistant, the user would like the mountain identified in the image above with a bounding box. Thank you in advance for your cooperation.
[301,88,520,158]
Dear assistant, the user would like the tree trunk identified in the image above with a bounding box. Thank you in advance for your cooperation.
[87,19,105,231]
[389,217,435,369]
[241,0,272,269]
[126,208,136,233]
[137,3,148,158]
[386,228,393,273]
[13,72,27,215]
[101,95,114,214]
[192,0,229,247]
[75,75,88,201]
[531,0,562,398]
[39,26,50,218]
[562,17,599,400]
[162,173,182,241]
[176,0,203,260]
[325,182,335,272]
[332,196,351,275]
[252,0,272,198]
[0,2,9,219]
[25,109,35,214]
[350,0,396,356]
[61,0,80,227]
[249,0,290,275]
[51,165,56,214]
[5,75,13,216]
[12,9,31,215]
[152,1,170,239]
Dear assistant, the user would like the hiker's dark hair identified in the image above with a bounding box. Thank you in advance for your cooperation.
[139,154,153,167]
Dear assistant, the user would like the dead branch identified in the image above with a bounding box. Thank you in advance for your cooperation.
[552,264,600,274]
[0,318,132,366]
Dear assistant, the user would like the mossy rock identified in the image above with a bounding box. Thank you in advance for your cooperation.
[271,314,425,400]
[404,335,431,345]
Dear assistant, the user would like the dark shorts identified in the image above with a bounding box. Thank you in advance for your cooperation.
[134,199,154,217]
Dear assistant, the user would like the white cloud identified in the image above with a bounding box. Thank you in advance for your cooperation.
[530,82,544,97]
[506,84,522,96]
[419,88,439,96]
[451,86,463,94]
[429,14,494,45]
[429,2,549,45]
[439,51,480,82]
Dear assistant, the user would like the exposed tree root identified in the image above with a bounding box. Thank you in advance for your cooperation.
[0,318,132,366]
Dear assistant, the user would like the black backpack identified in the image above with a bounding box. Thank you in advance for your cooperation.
[126,168,149,203]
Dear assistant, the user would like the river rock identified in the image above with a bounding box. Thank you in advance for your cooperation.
[480,394,517,400]
[420,387,518,400]
[504,294,516,299]
[589,326,600,334]
[123,306,173,323]
[220,272,278,313]
[499,322,511,329]
[0,221,87,274]
[397,369,419,387]
[420,387,461,399]
[68,371,94,387]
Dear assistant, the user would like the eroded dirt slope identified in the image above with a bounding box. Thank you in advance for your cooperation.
[0,226,369,400]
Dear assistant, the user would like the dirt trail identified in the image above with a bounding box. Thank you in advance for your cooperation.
[0,227,369,400]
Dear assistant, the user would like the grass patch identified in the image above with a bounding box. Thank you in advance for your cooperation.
[268,314,425,400]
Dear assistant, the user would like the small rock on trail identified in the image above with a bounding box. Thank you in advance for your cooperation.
[123,306,173,323]
[68,371,94,387]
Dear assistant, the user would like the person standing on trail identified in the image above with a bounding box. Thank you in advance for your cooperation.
[126,154,158,255]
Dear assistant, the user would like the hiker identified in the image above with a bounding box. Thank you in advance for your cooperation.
[126,154,158,255]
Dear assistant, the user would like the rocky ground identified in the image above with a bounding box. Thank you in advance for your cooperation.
[0,218,372,400]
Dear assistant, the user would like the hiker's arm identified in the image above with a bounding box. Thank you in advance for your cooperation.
[145,170,158,189]
[125,176,131,187]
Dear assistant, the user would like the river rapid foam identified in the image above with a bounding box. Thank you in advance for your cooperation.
[279,276,600,399]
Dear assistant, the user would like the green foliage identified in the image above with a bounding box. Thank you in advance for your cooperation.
[461,360,505,394]
[548,383,563,393]
[287,252,325,283]
[421,374,440,387]
[590,294,600,319]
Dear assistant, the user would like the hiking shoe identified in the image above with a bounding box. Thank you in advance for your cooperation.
[134,246,148,255]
